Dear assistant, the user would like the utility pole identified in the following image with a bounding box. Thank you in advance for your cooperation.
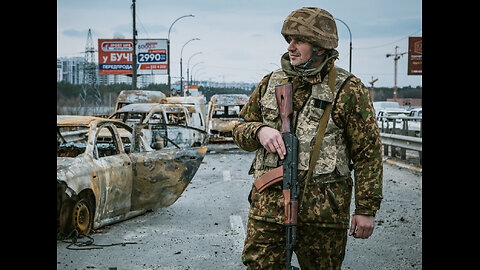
[386,46,406,100]
[369,76,378,102]
[131,0,137,89]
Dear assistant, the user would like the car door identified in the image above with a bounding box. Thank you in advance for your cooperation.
[128,143,207,212]
[91,122,133,221]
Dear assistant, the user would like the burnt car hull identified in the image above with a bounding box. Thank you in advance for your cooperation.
[57,116,208,235]
[57,146,207,232]
[129,146,207,212]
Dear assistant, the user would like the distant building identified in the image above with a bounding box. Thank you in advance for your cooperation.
[57,57,154,87]
[58,57,85,84]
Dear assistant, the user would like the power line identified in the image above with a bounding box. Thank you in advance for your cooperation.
[356,29,421,50]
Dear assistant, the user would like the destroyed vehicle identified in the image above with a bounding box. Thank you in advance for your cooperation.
[114,90,167,112]
[166,96,207,131]
[109,102,208,149]
[57,115,207,235]
[207,94,249,142]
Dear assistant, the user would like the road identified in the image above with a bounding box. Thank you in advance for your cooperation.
[57,143,422,269]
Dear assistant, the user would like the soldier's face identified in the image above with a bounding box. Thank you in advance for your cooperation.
[287,38,313,66]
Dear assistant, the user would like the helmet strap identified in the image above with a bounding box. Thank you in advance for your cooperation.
[298,46,325,69]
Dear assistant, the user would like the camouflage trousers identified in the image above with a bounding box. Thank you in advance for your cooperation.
[242,172,352,269]
[242,218,347,270]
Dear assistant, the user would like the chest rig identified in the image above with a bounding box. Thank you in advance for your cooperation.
[250,66,353,181]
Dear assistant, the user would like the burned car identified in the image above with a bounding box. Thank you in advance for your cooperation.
[57,116,207,235]
[113,90,167,112]
[109,102,208,149]
[207,94,248,142]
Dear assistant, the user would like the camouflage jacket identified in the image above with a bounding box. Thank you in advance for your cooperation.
[232,53,383,217]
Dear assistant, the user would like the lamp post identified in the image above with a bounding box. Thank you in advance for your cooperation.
[167,14,194,94]
[132,0,137,89]
[190,61,204,83]
[193,67,206,84]
[180,38,199,95]
[334,18,352,73]
[187,52,202,87]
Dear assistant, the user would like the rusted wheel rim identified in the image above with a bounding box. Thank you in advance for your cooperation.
[73,199,91,234]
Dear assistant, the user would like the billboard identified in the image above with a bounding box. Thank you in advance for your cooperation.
[408,37,422,75]
[98,39,168,75]
[98,39,133,75]
[136,39,168,75]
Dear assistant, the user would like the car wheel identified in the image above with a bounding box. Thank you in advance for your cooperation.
[59,198,75,235]
[72,199,92,235]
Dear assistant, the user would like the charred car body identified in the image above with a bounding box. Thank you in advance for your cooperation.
[114,90,167,112]
[207,94,248,142]
[109,102,208,149]
[57,116,207,235]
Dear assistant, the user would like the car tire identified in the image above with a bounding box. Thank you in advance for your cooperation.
[72,199,92,235]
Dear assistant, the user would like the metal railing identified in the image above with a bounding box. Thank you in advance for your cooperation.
[378,115,422,166]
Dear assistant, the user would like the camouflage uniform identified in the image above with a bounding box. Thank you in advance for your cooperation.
[232,48,383,269]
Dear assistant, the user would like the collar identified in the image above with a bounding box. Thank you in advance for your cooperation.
[280,49,339,84]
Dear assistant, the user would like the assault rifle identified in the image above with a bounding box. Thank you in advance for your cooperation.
[275,81,299,270]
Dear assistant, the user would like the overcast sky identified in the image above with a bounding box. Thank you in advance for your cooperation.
[57,0,422,87]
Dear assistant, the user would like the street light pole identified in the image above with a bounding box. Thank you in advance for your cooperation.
[190,61,204,83]
[167,14,194,94]
[187,52,202,87]
[132,0,137,89]
[334,18,352,73]
[180,38,199,96]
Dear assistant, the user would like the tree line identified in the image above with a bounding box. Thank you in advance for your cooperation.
[57,82,421,107]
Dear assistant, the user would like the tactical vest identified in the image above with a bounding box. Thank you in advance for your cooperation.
[250,66,353,181]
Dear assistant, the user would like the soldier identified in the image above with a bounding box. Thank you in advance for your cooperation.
[232,7,383,270]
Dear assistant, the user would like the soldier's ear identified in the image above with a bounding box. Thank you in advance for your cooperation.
[315,49,326,56]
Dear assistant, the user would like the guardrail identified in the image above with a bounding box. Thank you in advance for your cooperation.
[378,115,422,166]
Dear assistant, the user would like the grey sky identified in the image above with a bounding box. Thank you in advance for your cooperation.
[57,0,422,87]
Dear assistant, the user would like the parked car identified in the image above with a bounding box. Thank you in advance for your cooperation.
[408,108,422,118]
[207,94,249,142]
[57,116,207,235]
[373,101,401,115]
[407,108,422,137]
[376,109,409,128]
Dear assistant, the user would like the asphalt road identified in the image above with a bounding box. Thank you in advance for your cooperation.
[57,143,422,269]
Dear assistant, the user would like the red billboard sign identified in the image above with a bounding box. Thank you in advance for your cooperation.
[98,39,168,75]
[98,39,133,75]
[408,37,422,75]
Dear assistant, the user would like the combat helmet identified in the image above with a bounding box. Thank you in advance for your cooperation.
[281,7,338,50]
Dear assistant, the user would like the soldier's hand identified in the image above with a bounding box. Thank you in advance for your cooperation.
[257,126,286,160]
[349,214,375,239]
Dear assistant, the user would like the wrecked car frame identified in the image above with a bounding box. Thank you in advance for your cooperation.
[207,94,249,143]
[109,102,208,149]
[57,115,207,235]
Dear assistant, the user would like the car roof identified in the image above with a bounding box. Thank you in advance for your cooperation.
[57,115,127,127]
[116,103,159,113]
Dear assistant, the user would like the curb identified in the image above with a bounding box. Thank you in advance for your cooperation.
[384,158,422,173]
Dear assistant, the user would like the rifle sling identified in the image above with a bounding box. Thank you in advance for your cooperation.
[300,66,336,209]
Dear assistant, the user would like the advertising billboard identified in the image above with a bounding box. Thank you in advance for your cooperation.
[98,39,133,75]
[408,37,422,75]
[136,39,168,75]
[98,39,168,75]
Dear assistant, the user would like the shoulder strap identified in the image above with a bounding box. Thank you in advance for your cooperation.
[300,66,336,210]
